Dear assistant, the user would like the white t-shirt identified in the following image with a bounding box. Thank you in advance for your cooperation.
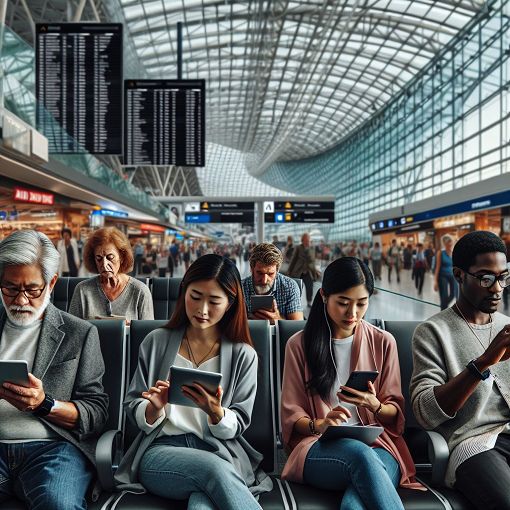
[329,335,360,425]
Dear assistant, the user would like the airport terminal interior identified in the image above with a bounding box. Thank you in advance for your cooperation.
[0,0,510,509]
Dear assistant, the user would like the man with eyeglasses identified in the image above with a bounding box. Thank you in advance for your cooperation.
[0,230,108,509]
[411,230,510,510]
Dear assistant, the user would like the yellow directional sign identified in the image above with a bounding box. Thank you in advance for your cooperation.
[285,202,292,209]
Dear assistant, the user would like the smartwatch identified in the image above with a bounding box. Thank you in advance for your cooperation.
[466,359,491,381]
[32,394,55,417]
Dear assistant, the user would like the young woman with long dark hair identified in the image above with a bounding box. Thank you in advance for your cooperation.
[281,257,422,510]
[116,254,272,508]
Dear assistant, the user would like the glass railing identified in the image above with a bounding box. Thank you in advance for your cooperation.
[0,24,166,219]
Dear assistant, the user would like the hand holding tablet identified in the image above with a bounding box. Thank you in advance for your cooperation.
[169,365,222,408]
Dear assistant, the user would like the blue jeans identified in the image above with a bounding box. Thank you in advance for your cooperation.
[303,438,404,510]
[0,440,93,510]
[139,434,262,510]
[438,273,458,310]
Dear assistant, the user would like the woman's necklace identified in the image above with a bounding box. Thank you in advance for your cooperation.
[184,336,218,367]
[454,303,493,351]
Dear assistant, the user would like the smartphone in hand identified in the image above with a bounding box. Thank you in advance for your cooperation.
[340,370,379,397]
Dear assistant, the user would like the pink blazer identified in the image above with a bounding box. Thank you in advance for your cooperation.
[280,320,423,489]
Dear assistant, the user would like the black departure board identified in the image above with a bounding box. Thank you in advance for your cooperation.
[124,80,205,167]
[36,23,123,154]
[264,201,335,223]
[185,202,253,223]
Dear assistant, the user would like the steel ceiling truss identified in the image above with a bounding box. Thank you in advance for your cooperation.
[114,0,488,177]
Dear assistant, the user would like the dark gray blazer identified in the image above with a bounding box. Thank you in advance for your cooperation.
[0,302,109,465]
[115,327,273,496]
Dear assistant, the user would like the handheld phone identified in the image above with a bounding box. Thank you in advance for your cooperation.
[340,370,379,397]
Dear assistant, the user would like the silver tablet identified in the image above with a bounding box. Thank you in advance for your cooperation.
[0,360,30,387]
[168,365,222,408]
[319,424,384,445]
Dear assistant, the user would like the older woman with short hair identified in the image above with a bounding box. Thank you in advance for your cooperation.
[69,227,154,321]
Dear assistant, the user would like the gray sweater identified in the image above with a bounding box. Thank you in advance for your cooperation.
[411,307,510,486]
[69,276,154,321]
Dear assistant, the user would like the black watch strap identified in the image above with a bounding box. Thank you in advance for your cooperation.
[466,359,491,380]
[32,394,55,417]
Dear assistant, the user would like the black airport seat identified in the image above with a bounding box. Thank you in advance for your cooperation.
[0,319,127,509]
[110,319,289,509]
[150,277,182,320]
[275,319,473,510]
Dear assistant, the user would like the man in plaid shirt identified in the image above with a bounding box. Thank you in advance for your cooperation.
[242,243,304,325]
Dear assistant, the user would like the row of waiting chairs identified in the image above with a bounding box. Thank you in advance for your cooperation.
[51,277,305,320]
[2,317,474,509]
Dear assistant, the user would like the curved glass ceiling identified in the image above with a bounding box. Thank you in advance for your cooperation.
[115,0,488,175]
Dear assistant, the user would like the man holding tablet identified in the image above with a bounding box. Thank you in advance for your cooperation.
[0,230,108,509]
[242,243,303,324]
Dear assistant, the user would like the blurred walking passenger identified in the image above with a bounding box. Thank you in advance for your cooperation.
[370,242,383,281]
[434,234,458,310]
[288,233,319,308]
[413,243,428,296]
[69,227,154,322]
[57,228,80,277]
[387,239,401,284]
[115,254,272,508]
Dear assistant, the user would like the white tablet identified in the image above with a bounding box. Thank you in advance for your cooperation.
[319,424,384,445]
[0,360,30,387]
[168,365,222,408]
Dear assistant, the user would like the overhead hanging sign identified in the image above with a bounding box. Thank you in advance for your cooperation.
[264,200,335,223]
[124,79,205,167]
[185,201,254,223]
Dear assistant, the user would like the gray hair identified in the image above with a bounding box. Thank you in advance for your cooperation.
[0,230,60,284]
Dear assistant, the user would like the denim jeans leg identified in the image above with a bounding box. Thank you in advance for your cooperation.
[139,435,262,510]
[188,491,216,510]
[438,275,449,310]
[0,444,13,502]
[304,438,404,510]
[16,441,92,510]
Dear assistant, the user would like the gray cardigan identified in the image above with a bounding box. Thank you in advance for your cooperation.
[0,303,109,465]
[410,308,510,483]
[115,327,273,496]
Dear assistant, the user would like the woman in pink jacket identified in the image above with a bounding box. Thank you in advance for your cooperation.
[281,257,421,510]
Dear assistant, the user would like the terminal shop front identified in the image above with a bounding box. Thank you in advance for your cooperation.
[369,182,510,253]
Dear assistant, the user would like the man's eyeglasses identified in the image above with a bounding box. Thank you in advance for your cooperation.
[0,284,47,299]
[465,271,510,288]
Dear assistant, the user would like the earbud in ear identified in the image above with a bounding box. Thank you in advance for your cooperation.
[323,298,327,304]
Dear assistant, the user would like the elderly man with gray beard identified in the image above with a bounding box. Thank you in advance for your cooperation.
[0,230,108,510]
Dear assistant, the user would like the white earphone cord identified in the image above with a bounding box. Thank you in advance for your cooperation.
[323,302,364,424]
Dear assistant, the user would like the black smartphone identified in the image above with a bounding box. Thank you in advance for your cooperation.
[340,370,379,397]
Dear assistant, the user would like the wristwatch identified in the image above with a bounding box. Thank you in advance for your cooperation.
[32,394,55,417]
[466,359,491,381]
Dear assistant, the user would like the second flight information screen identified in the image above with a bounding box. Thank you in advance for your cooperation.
[124,80,205,167]
[36,23,123,154]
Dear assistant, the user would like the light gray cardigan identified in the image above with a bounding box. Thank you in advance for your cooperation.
[115,327,273,496]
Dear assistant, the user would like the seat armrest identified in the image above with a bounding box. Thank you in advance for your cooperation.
[95,429,123,492]
[425,430,449,486]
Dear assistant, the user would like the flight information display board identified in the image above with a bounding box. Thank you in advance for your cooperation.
[264,201,335,223]
[124,80,205,167]
[185,202,254,223]
[36,23,123,154]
